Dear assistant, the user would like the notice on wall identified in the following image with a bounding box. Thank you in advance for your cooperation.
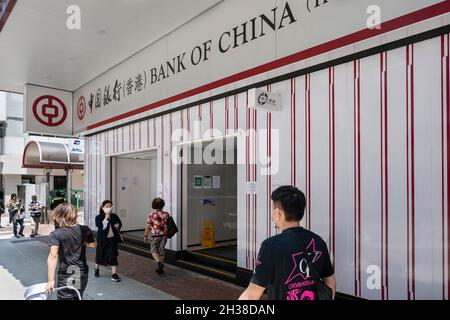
[194,176,203,189]
[213,176,221,189]
[246,182,258,195]
[120,177,128,191]
[204,176,212,189]
[133,177,139,186]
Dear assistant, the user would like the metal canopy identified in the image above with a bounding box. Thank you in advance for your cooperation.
[22,140,83,170]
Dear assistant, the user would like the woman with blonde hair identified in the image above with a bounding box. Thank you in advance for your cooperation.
[46,203,96,300]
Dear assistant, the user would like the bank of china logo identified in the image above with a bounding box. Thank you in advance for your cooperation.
[257,92,269,106]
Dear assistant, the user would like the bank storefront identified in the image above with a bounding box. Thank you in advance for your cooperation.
[69,0,449,300]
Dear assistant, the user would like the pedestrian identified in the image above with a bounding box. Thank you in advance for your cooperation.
[0,192,4,228]
[144,198,170,274]
[6,194,25,238]
[94,200,123,282]
[239,186,336,300]
[45,203,96,300]
[50,191,66,210]
[28,195,43,238]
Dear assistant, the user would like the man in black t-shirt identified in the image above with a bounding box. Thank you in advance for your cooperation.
[239,186,336,300]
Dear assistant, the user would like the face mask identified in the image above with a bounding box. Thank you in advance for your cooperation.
[271,209,280,230]
[103,207,112,214]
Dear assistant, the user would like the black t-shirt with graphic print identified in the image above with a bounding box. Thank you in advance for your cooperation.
[251,227,334,300]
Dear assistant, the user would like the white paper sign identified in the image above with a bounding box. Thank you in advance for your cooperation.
[213,176,221,189]
[246,182,258,195]
[204,176,212,189]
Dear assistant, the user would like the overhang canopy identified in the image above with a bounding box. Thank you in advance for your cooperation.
[22,140,83,170]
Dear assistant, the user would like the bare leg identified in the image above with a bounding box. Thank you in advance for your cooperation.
[151,252,161,263]
[111,266,117,275]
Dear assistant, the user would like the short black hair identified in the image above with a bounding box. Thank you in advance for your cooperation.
[271,186,306,222]
[152,198,165,210]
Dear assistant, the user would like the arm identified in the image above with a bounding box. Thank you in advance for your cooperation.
[143,223,151,243]
[114,214,122,231]
[239,241,272,300]
[95,214,103,229]
[86,241,97,249]
[84,227,97,248]
[46,246,59,294]
[238,283,266,300]
[323,275,337,300]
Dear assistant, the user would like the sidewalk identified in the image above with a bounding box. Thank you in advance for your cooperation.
[0,216,243,300]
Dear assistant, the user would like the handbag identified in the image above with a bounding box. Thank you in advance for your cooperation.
[166,215,178,239]
[110,218,124,244]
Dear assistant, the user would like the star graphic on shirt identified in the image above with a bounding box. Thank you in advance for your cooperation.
[284,251,308,284]
[284,238,323,285]
[305,238,322,263]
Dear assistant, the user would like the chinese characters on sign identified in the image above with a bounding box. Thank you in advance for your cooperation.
[85,71,148,115]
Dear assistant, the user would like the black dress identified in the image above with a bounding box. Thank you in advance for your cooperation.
[95,212,122,266]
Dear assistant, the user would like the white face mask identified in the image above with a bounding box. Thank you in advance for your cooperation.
[103,207,112,214]
[271,209,280,230]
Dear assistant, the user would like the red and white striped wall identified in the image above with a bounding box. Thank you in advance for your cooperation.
[84,34,449,300]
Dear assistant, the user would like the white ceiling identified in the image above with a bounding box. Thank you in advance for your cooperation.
[0,0,223,93]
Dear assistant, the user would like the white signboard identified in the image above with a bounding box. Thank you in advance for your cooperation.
[72,0,443,134]
[68,139,84,154]
[248,88,281,112]
[24,84,73,136]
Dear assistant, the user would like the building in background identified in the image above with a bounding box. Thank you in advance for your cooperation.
[0,91,84,218]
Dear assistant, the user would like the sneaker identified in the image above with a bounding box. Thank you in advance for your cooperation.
[19,234,25,238]
[30,234,35,238]
[156,262,165,274]
[94,268,99,278]
[111,274,121,282]
[14,235,20,239]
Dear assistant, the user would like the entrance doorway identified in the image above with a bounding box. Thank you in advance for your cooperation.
[111,150,158,232]
[181,136,238,277]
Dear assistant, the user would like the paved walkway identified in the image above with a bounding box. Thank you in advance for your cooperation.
[0,216,243,300]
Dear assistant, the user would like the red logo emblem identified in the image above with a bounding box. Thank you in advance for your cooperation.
[32,95,67,127]
[77,96,86,120]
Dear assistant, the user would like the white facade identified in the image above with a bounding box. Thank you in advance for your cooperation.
[83,33,449,300]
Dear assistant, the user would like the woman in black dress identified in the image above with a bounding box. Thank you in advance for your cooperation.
[94,200,122,282]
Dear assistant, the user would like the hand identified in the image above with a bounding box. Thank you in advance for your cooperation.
[105,212,110,220]
[114,224,120,230]
[143,236,148,244]
[45,280,55,295]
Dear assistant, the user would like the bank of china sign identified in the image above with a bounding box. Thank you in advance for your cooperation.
[25,0,444,136]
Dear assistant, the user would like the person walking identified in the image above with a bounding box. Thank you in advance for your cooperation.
[46,203,96,300]
[6,194,25,238]
[144,198,170,275]
[28,195,43,238]
[0,193,4,228]
[239,186,336,300]
[94,200,123,282]
[50,191,66,210]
